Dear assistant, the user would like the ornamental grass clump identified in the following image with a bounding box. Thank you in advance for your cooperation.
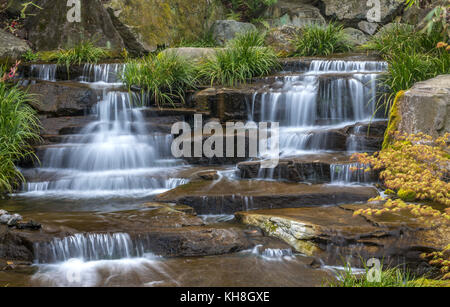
[199,31,279,87]
[293,22,353,56]
[121,52,198,106]
[0,63,41,193]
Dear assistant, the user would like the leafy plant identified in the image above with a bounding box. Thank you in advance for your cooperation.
[0,82,40,194]
[199,32,278,86]
[121,52,198,106]
[353,132,450,206]
[22,50,39,62]
[293,22,353,56]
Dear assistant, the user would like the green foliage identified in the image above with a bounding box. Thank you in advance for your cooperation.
[199,32,278,87]
[366,23,449,110]
[0,82,40,194]
[328,262,422,287]
[175,31,217,48]
[49,41,111,70]
[222,0,277,22]
[121,52,198,106]
[293,23,353,56]
[21,50,39,62]
[227,30,266,48]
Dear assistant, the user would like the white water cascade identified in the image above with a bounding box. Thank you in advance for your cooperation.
[252,60,387,157]
[22,91,186,198]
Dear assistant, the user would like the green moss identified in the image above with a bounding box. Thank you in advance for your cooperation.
[397,189,416,202]
[382,90,404,150]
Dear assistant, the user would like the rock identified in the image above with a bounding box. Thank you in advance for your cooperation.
[156,179,379,214]
[0,29,31,60]
[25,0,125,51]
[265,25,302,57]
[159,48,218,62]
[190,170,220,181]
[25,81,103,116]
[401,5,433,25]
[321,0,404,24]
[235,204,448,268]
[211,20,257,46]
[104,0,226,50]
[397,75,450,138]
[358,21,378,35]
[375,22,411,37]
[0,227,34,262]
[264,1,325,28]
[0,214,22,226]
[343,28,369,46]
[105,7,151,56]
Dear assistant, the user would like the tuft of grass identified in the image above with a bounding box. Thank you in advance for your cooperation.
[366,23,450,113]
[199,31,278,87]
[0,82,41,194]
[48,41,111,69]
[293,22,353,56]
[327,262,425,287]
[227,30,266,48]
[121,52,198,106]
[175,31,217,48]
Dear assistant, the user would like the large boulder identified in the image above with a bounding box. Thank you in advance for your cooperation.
[25,0,125,51]
[159,48,218,62]
[265,25,302,57]
[358,21,379,35]
[264,1,325,28]
[397,75,450,138]
[25,81,103,116]
[211,20,257,46]
[0,29,31,60]
[343,27,369,46]
[321,0,404,24]
[103,0,226,50]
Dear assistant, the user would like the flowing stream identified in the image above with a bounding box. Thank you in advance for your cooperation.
[2,58,388,286]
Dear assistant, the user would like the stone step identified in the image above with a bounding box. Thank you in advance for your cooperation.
[156,179,379,214]
[235,204,447,268]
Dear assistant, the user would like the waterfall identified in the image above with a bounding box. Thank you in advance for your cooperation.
[81,63,125,83]
[30,64,57,81]
[251,60,386,156]
[330,163,373,184]
[22,91,185,198]
[34,233,137,263]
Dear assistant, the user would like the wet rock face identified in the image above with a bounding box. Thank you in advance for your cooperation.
[235,204,447,268]
[397,74,450,138]
[0,227,34,262]
[211,20,257,46]
[0,29,30,60]
[25,0,125,51]
[157,179,379,214]
[25,81,103,116]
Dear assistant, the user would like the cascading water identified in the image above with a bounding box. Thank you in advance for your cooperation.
[30,64,57,81]
[252,60,387,157]
[22,91,186,198]
[80,63,125,83]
